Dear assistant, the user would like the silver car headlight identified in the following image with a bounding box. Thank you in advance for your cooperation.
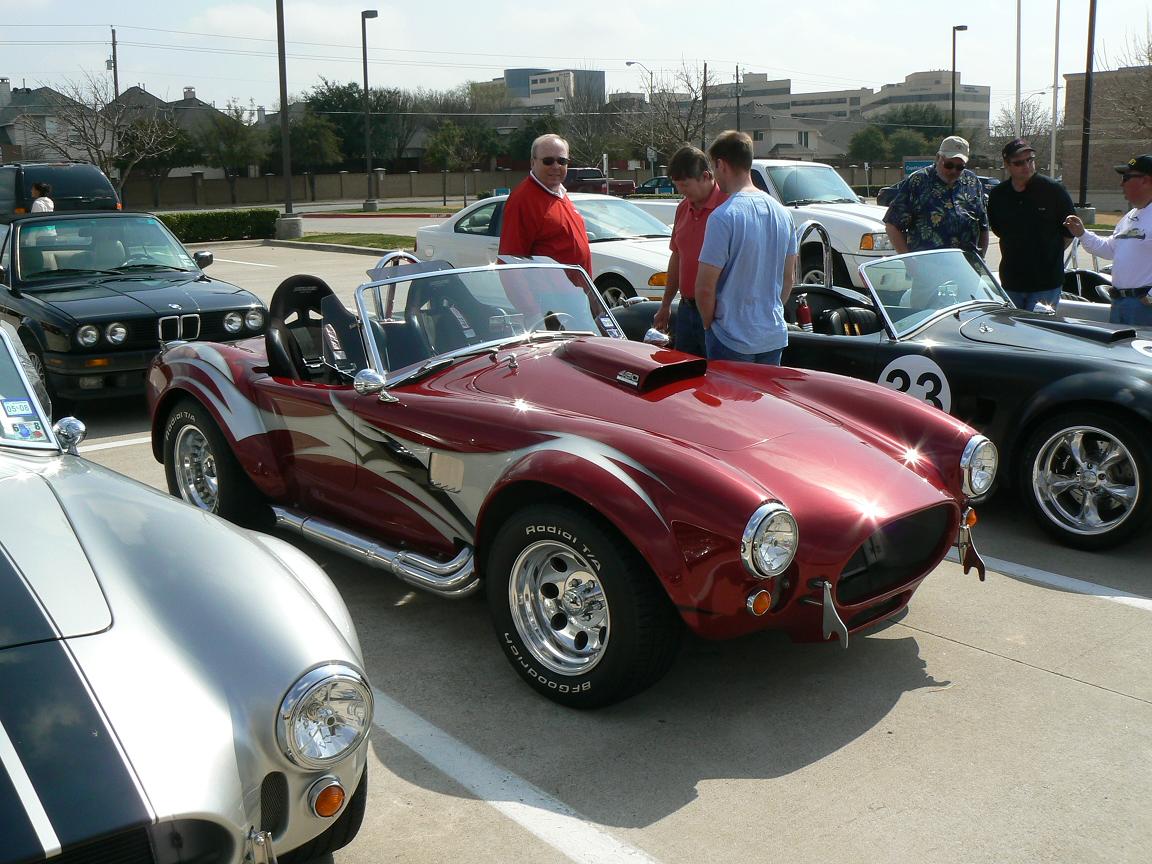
[277,665,373,770]
[245,308,265,330]
[223,311,244,334]
[860,232,894,252]
[741,502,798,578]
[76,324,100,347]
[960,435,998,498]
[105,322,128,344]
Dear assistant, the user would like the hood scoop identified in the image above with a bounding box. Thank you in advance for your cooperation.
[554,337,706,393]
[1022,316,1137,344]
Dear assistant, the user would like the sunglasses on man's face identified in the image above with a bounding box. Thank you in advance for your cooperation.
[1009,156,1036,166]
[939,160,966,172]
[539,156,570,166]
[1121,173,1147,183]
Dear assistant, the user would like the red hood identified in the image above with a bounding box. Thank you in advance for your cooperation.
[469,337,846,452]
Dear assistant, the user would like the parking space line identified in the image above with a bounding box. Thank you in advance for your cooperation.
[80,436,152,453]
[946,549,1152,611]
[372,689,662,864]
[214,258,278,267]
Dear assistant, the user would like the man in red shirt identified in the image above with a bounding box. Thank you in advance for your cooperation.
[499,134,592,275]
[652,146,727,356]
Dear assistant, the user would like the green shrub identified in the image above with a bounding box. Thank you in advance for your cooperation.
[158,209,280,243]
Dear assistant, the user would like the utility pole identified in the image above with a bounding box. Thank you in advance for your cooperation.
[735,65,741,132]
[1077,0,1097,207]
[110,26,119,97]
[275,0,294,215]
[701,61,708,151]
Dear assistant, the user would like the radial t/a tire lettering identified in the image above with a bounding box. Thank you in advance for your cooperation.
[162,398,269,528]
[487,503,682,708]
[1018,410,1152,550]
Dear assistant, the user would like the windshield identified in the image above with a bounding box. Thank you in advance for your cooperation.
[16,215,197,283]
[572,198,671,241]
[0,328,54,451]
[357,264,618,372]
[765,164,857,205]
[860,249,1010,336]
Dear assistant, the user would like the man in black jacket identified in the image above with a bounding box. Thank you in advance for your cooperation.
[988,138,1075,310]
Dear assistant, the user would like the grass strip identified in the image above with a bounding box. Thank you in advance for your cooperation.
[293,233,415,249]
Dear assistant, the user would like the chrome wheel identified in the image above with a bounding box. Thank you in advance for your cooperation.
[1031,423,1139,537]
[508,540,610,676]
[173,423,219,511]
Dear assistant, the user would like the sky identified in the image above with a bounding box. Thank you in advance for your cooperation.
[1,0,1149,127]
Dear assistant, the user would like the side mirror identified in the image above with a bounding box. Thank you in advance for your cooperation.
[193,250,214,269]
[353,368,397,402]
[53,417,87,455]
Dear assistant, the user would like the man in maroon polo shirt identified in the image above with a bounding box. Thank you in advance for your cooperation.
[498,133,592,275]
[652,146,727,356]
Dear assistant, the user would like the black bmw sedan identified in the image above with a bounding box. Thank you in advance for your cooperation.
[0,212,266,404]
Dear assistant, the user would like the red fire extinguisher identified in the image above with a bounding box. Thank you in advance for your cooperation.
[796,295,813,332]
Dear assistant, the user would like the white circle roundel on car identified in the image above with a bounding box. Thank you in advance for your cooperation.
[877,355,952,413]
[1132,339,1152,360]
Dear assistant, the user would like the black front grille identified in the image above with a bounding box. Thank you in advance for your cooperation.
[54,827,155,864]
[260,772,289,835]
[836,504,952,606]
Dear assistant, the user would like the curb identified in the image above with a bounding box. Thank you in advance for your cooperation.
[305,212,451,219]
[263,239,412,256]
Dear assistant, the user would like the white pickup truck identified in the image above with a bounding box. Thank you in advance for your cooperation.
[628,159,892,289]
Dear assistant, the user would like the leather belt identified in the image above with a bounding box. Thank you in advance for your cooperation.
[1111,286,1152,298]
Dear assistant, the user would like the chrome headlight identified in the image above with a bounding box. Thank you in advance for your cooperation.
[223,311,244,334]
[105,322,127,345]
[76,324,100,347]
[860,232,894,252]
[741,502,799,578]
[277,665,373,769]
[960,435,998,498]
[245,308,265,330]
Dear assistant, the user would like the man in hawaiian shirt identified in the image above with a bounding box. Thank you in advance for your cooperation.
[884,135,989,257]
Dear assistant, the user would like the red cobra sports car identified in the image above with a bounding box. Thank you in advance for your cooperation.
[147,253,996,708]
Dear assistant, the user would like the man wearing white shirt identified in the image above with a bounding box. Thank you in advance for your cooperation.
[1065,154,1152,326]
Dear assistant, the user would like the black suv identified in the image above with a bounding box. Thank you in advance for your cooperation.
[0,162,120,220]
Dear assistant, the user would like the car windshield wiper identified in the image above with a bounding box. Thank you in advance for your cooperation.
[785,198,825,206]
[116,263,192,272]
[25,267,123,278]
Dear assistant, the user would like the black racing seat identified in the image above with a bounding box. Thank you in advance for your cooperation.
[266,274,335,380]
[818,306,882,336]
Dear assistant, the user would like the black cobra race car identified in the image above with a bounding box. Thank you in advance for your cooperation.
[0,212,266,406]
[615,247,1152,550]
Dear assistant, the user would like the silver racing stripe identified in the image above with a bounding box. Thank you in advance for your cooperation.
[0,718,60,858]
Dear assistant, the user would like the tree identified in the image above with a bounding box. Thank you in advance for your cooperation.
[266,108,342,172]
[561,75,629,166]
[1097,26,1152,141]
[193,101,267,204]
[886,129,933,161]
[15,72,178,194]
[128,122,202,208]
[424,120,465,170]
[872,105,950,142]
[506,116,564,161]
[848,125,888,161]
[990,97,1056,169]
[617,63,716,162]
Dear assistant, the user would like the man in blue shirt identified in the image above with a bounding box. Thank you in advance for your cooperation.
[884,135,989,257]
[696,131,798,365]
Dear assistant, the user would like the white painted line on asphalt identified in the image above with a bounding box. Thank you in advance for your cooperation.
[946,549,1152,612]
[372,689,662,864]
[214,258,278,267]
[80,436,152,453]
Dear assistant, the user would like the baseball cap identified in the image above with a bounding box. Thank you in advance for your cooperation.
[938,135,970,162]
[1002,138,1036,160]
[1114,154,1152,176]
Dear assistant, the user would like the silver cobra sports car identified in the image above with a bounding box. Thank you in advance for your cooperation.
[0,327,372,864]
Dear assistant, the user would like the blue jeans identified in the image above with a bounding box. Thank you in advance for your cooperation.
[705,330,784,365]
[674,300,706,357]
[1109,296,1152,326]
[1007,288,1062,312]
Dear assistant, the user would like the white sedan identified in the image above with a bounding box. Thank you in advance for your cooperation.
[415,192,671,307]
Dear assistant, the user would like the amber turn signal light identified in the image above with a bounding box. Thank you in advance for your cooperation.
[746,590,772,616]
[965,509,978,528]
[309,780,346,818]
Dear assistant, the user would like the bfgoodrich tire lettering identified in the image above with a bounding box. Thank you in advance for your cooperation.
[162,398,269,527]
[487,504,682,708]
[1019,410,1152,550]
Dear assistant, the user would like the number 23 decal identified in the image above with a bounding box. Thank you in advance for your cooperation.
[878,356,952,413]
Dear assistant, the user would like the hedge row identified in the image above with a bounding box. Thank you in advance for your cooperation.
[158,209,280,243]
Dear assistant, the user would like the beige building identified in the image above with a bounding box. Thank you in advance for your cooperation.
[860,70,990,129]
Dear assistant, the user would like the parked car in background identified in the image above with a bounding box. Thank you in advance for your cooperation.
[631,175,676,196]
[0,326,372,864]
[148,255,992,708]
[0,212,266,405]
[561,167,637,196]
[415,192,671,307]
[0,161,120,219]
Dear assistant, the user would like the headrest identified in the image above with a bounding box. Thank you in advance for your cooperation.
[269,274,335,321]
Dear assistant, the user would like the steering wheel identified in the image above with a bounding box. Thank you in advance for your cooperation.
[527,311,575,331]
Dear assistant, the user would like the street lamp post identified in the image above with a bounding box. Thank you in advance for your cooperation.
[361,9,378,212]
[626,60,655,177]
[951,24,968,135]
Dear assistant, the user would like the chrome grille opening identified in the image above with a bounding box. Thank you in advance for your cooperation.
[836,505,952,606]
